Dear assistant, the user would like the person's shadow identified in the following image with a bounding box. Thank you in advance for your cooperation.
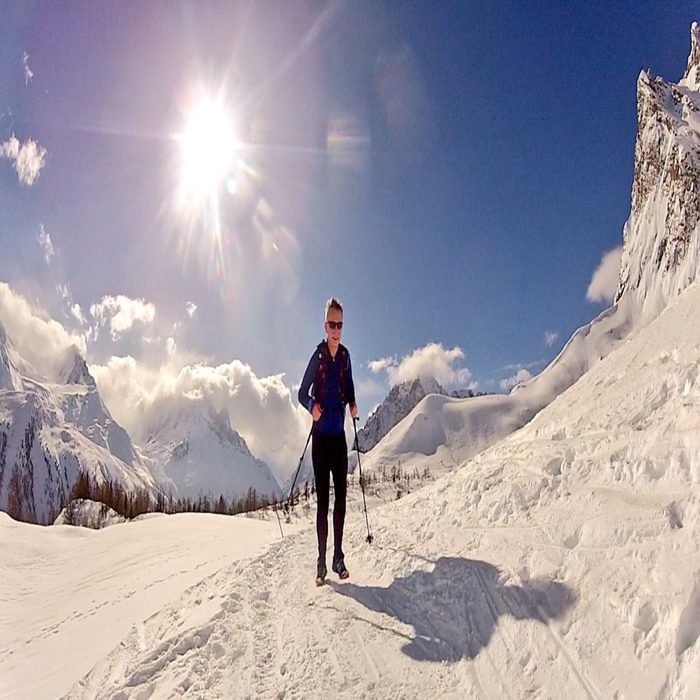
[329,556,576,662]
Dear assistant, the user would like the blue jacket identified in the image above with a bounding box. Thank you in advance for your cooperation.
[298,341,356,435]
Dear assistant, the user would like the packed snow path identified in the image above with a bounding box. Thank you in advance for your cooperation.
[64,284,700,699]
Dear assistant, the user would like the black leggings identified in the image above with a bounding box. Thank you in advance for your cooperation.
[312,431,348,563]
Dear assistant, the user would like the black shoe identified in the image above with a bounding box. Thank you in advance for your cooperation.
[316,558,327,586]
[332,556,349,580]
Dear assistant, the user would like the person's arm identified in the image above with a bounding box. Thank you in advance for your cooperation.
[298,350,320,414]
[347,353,358,418]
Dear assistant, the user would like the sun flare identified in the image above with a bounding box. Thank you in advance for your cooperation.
[176,97,238,210]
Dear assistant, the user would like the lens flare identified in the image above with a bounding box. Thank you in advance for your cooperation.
[176,97,238,210]
[167,77,311,304]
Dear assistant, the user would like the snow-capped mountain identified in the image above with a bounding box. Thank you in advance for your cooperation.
[141,398,281,502]
[357,377,446,452]
[362,25,700,476]
[0,378,160,525]
[617,21,700,318]
[0,331,159,525]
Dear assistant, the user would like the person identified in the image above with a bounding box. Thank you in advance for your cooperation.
[298,297,358,585]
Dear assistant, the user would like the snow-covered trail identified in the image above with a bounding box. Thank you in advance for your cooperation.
[63,282,700,699]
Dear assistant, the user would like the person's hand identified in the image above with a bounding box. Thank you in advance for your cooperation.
[350,403,358,420]
[312,403,323,422]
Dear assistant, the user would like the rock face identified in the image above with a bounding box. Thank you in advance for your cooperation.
[617,23,700,318]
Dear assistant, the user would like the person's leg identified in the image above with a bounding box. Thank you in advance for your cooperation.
[330,433,348,564]
[312,433,330,565]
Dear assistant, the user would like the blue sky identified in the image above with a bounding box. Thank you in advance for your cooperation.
[0,2,698,454]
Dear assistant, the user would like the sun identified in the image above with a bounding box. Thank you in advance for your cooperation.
[175,96,238,211]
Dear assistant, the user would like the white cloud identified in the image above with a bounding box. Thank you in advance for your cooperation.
[500,368,532,392]
[0,282,86,378]
[1,135,47,185]
[71,303,86,325]
[90,294,156,340]
[166,337,176,356]
[368,356,395,374]
[37,224,54,264]
[23,51,34,85]
[91,356,308,483]
[545,330,559,348]
[369,342,471,388]
[186,301,197,318]
[587,246,622,304]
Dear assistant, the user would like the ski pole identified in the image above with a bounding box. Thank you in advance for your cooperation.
[274,502,284,538]
[284,425,313,516]
[352,417,373,544]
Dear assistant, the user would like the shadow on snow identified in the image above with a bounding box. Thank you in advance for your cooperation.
[329,556,576,662]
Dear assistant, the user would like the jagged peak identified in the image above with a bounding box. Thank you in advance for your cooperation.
[680,21,700,91]
[636,69,668,105]
[61,348,96,387]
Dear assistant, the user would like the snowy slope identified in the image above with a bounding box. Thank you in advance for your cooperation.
[361,296,634,478]
[45,278,700,700]
[0,510,300,700]
[357,377,446,452]
[141,397,281,502]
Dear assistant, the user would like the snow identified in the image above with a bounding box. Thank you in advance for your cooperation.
[0,510,300,700]
[0,280,697,699]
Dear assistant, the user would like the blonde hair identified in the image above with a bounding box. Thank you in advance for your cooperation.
[324,297,343,320]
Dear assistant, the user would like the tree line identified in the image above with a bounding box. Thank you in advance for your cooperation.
[60,461,433,528]
[63,469,287,526]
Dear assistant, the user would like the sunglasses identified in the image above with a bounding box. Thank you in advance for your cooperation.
[326,320,343,330]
